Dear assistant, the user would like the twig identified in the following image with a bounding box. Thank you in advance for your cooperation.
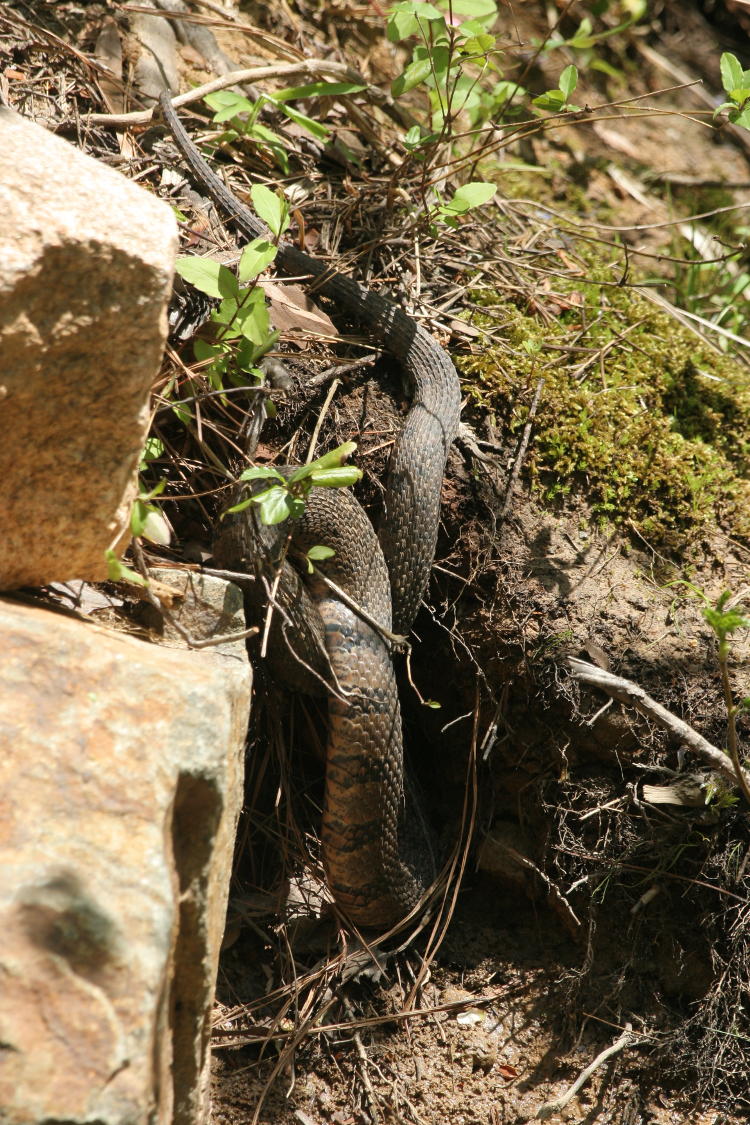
[213,986,509,1046]
[87,61,373,125]
[305,377,340,464]
[717,638,750,808]
[499,375,544,520]
[342,997,382,1125]
[200,565,256,585]
[535,1023,634,1119]
[304,355,379,390]
[568,658,750,793]
[308,566,409,652]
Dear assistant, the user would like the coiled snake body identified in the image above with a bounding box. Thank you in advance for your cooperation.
[160,94,461,926]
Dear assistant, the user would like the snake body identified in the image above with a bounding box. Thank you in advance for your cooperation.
[160,94,461,925]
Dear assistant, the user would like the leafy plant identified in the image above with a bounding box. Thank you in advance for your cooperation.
[388,0,505,162]
[531,64,580,114]
[225,441,362,525]
[715,53,750,131]
[105,549,147,587]
[538,4,646,78]
[174,185,290,391]
[204,83,366,173]
[426,179,497,233]
[131,478,171,546]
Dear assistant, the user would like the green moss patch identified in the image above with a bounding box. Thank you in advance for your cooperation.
[460,276,750,550]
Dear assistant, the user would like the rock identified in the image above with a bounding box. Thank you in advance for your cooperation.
[127,566,252,660]
[0,106,177,590]
[130,1,180,101]
[0,594,251,1125]
[154,0,238,78]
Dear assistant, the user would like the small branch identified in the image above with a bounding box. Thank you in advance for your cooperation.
[568,658,750,793]
[500,376,544,521]
[305,377,340,464]
[259,536,291,660]
[88,61,372,126]
[304,355,379,391]
[308,567,408,652]
[200,565,256,585]
[536,1023,634,1119]
[718,648,750,807]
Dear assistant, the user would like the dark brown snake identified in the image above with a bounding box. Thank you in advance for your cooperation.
[159,93,461,926]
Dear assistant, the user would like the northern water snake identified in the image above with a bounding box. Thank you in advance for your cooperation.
[159,93,461,925]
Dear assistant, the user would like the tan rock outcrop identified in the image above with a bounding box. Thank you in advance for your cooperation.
[0,593,251,1125]
[0,106,177,589]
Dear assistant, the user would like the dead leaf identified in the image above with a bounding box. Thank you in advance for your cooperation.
[263,281,339,341]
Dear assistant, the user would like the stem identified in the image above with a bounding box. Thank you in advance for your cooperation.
[718,643,750,807]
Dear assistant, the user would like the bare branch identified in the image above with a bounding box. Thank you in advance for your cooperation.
[568,658,750,792]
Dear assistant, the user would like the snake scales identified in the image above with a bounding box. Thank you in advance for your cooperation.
[160,93,461,926]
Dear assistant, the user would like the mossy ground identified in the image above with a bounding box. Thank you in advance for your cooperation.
[460,256,750,552]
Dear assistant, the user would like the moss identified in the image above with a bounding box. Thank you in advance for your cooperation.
[460,267,750,551]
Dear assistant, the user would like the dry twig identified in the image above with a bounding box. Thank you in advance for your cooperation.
[568,658,750,793]
[535,1023,635,1119]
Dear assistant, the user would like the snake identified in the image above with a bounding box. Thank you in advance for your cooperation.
[159,93,461,926]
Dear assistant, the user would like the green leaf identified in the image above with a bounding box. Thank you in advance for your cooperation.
[140,477,167,502]
[392,56,434,97]
[387,1,445,42]
[449,0,497,24]
[306,544,336,572]
[238,239,278,282]
[257,487,304,524]
[403,125,423,149]
[532,89,567,112]
[172,401,193,424]
[403,125,442,150]
[566,17,594,49]
[458,30,496,55]
[731,105,750,131]
[721,52,744,95]
[204,90,254,121]
[193,338,224,363]
[223,496,254,515]
[273,98,330,140]
[489,79,526,110]
[423,43,451,89]
[589,57,625,82]
[274,81,367,101]
[443,181,496,214]
[558,64,578,100]
[140,508,171,546]
[245,121,290,173]
[176,257,239,299]
[139,436,164,469]
[250,184,290,238]
[238,465,286,483]
[234,290,272,345]
[105,549,147,586]
[212,297,242,335]
[308,466,363,487]
[131,498,149,537]
[308,440,358,472]
[288,442,358,483]
[307,545,336,561]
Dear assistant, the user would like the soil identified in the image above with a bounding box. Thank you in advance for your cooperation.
[5,1,750,1122]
